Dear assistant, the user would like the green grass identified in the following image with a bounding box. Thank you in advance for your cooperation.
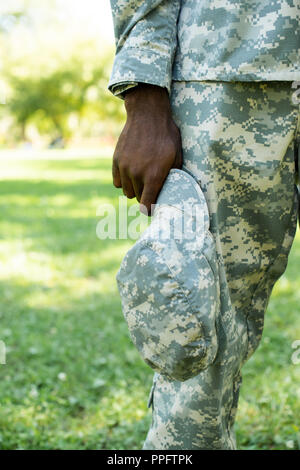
[0,153,299,450]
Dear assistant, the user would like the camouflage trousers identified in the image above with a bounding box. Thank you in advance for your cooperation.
[143,80,300,450]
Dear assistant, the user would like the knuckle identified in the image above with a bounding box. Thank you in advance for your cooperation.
[118,161,129,173]
[145,172,163,189]
[129,167,141,180]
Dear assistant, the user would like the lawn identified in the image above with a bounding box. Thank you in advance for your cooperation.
[0,152,299,450]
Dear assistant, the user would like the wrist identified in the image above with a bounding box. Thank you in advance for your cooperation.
[124,83,171,116]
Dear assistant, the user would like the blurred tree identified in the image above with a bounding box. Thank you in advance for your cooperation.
[0,12,27,34]
[0,1,124,146]
[3,50,124,143]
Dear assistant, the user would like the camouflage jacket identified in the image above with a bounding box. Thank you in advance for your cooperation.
[108,0,300,99]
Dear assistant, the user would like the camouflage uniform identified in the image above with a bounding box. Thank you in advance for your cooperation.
[108,0,299,98]
[108,0,300,450]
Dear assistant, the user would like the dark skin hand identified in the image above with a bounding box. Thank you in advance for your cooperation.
[112,83,183,215]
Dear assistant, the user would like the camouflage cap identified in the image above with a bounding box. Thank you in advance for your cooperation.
[116,169,220,381]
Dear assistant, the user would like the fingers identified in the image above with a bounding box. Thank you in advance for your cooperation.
[140,180,162,216]
[119,168,135,199]
[112,158,121,188]
[172,146,183,169]
[131,176,144,202]
[113,152,144,201]
[172,131,183,169]
[113,156,135,199]
[113,157,143,200]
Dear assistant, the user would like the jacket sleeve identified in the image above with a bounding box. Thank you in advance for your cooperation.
[108,0,181,100]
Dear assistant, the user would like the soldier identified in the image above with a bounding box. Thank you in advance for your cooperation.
[108,0,300,450]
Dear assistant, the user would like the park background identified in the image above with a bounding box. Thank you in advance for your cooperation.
[0,0,299,450]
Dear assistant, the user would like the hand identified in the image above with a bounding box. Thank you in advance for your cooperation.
[112,84,183,215]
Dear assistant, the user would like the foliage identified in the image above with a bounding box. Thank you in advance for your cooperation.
[0,153,299,450]
[0,12,28,35]
[4,52,124,143]
[0,1,125,145]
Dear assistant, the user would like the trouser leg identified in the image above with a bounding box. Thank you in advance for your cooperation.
[143,80,300,450]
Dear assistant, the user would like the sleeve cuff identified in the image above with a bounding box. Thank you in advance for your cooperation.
[110,81,139,100]
[108,47,173,99]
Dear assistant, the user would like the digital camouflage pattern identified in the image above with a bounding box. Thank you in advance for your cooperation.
[108,0,300,452]
[108,0,180,98]
[141,80,300,450]
[108,0,300,99]
[116,169,222,382]
[173,0,300,82]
